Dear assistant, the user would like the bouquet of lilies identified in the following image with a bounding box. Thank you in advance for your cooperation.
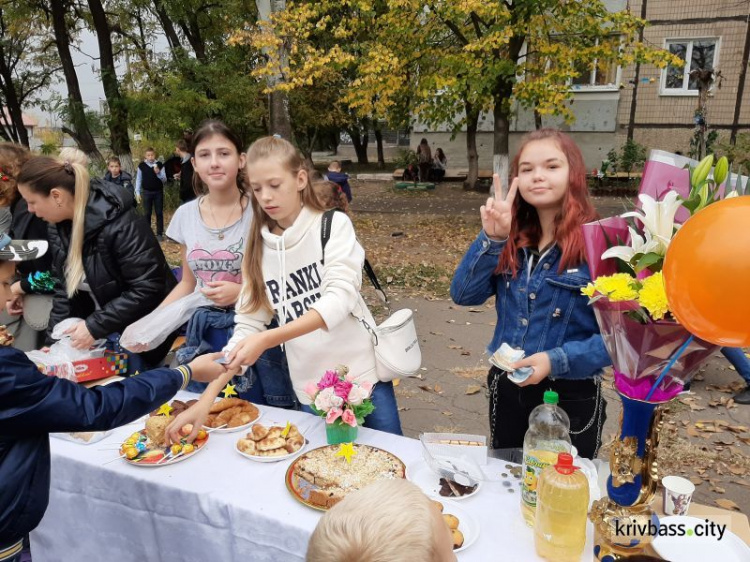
[581,154,731,401]
[306,365,375,428]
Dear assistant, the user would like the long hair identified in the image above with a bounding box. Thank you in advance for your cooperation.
[17,148,91,297]
[190,119,247,197]
[0,142,31,207]
[240,136,325,315]
[497,128,598,276]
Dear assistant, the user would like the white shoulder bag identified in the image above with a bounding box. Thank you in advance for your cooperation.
[321,210,422,382]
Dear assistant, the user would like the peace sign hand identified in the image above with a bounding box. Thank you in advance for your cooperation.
[480,175,518,241]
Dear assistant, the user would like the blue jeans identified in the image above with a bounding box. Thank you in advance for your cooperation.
[721,347,750,384]
[302,381,403,436]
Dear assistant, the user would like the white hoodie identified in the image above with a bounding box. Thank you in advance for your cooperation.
[226,206,379,404]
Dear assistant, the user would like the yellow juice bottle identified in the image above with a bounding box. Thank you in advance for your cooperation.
[534,452,589,562]
[520,390,571,527]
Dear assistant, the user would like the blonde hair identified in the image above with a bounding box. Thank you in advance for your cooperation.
[240,136,325,315]
[17,148,91,297]
[306,480,440,562]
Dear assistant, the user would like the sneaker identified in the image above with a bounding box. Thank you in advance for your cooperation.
[733,387,750,404]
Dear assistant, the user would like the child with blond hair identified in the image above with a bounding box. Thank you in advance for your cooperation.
[306,479,456,562]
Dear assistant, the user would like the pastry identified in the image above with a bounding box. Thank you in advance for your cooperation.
[209,397,248,414]
[451,529,464,549]
[237,423,304,458]
[0,325,14,346]
[443,514,459,530]
[145,415,172,447]
[432,500,444,513]
[293,445,406,508]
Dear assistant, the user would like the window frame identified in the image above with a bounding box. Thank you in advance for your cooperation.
[660,37,720,97]
[569,37,623,92]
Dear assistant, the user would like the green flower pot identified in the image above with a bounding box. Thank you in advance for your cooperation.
[326,421,358,445]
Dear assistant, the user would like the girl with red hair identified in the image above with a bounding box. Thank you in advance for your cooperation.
[450,129,610,459]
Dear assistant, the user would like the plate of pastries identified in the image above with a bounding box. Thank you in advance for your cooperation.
[236,421,306,462]
[433,499,479,552]
[202,397,261,433]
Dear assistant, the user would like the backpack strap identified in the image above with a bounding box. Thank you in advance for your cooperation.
[320,209,389,305]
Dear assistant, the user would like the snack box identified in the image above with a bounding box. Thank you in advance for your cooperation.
[421,432,488,466]
[42,352,128,383]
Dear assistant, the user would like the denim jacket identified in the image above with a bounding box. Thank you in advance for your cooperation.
[450,230,611,380]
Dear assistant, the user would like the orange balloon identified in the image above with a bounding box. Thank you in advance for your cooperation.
[663,197,750,346]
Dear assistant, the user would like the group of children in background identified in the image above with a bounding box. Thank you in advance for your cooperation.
[1,125,750,562]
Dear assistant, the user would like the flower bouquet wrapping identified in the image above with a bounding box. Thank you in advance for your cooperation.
[584,154,730,560]
[306,365,374,445]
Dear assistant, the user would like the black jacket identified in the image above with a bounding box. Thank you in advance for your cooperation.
[179,158,196,203]
[46,179,177,342]
[0,346,189,547]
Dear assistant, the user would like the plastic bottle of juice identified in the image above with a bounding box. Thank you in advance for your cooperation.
[534,452,589,561]
[520,390,571,527]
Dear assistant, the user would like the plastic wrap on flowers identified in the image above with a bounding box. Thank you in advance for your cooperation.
[592,301,718,401]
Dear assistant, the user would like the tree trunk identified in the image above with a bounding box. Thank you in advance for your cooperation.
[0,44,28,146]
[348,126,369,164]
[257,0,293,139]
[492,92,512,198]
[49,0,103,166]
[151,0,184,60]
[464,103,481,191]
[87,0,131,168]
[534,107,542,130]
[374,125,385,168]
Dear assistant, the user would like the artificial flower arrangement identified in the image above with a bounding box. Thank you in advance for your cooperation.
[306,365,375,444]
[581,154,730,401]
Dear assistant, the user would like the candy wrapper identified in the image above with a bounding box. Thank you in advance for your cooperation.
[592,301,718,401]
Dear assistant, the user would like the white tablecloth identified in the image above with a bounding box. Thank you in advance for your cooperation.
[31,391,595,561]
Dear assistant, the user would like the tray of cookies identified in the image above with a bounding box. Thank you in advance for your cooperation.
[235,421,307,462]
[203,397,261,433]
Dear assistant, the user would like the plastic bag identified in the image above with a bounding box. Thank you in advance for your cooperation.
[51,430,113,445]
[27,318,107,381]
[120,291,212,352]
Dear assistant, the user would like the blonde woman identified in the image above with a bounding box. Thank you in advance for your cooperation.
[16,149,177,371]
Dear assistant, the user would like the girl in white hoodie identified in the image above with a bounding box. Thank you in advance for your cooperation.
[167,137,402,440]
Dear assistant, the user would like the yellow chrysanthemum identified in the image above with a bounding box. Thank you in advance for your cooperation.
[638,271,670,320]
[581,283,596,298]
[593,273,639,302]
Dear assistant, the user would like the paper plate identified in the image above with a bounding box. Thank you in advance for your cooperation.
[408,460,481,500]
[652,515,750,562]
[437,500,480,553]
[121,429,209,467]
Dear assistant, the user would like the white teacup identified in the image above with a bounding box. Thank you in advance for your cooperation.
[662,475,695,516]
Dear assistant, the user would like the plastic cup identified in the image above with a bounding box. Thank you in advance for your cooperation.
[662,475,695,516]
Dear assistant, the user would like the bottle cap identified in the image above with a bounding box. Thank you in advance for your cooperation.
[543,390,559,405]
[554,452,579,475]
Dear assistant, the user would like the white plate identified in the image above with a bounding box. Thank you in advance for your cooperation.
[234,421,307,463]
[202,403,262,434]
[652,515,750,562]
[408,460,481,500]
[438,499,480,553]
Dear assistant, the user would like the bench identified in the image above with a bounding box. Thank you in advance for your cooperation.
[392,168,494,181]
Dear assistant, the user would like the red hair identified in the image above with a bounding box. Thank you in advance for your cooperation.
[497,129,599,276]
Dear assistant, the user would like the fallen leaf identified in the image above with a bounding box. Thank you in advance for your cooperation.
[714,438,735,446]
[465,385,482,395]
[448,345,463,350]
[392,379,400,387]
[418,385,432,393]
[442,411,453,417]
[687,426,702,438]
[727,425,749,433]
[715,499,741,511]
[729,465,746,476]
[434,384,443,394]
[460,351,471,356]
[689,476,703,486]
[711,486,726,494]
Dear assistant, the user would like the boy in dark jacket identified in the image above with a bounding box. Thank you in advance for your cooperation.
[0,234,228,562]
[135,148,166,239]
[325,161,353,202]
[102,157,135,205]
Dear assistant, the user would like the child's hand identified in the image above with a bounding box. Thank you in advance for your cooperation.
[66,321,95,350]
[201,281,241,307]
[511,352,551,386]
[6,295,23,316]
[480,176,518,240]
[188,352,240,382]
[226,333,269,371]
[166,400,212,444]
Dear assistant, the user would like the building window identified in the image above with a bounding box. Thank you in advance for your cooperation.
[661,39,719,95]
[570,38,620,90]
